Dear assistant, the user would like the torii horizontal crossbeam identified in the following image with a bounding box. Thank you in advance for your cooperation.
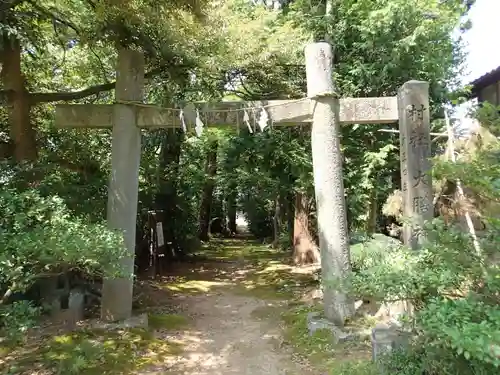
[54,97,398,129]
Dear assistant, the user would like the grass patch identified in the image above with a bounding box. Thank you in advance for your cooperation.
[250,303,285,321]
[148,313,190,330]
[281,304,378,375]
[174,238,319,301]
[1,327,184,374]
[162,279,233,295]
[232,282,295,300]
[328,360,380,375]
[231,259,318,300]
[196,238,283,263]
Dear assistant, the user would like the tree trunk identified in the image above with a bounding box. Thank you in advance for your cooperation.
[209,195,224,235]
[198,138,218,242]
[365,186,378,235]
[1,37,37,162]
[226,185,237,234]
[0,140,14,160]
[272,196,280,248]
[293,192,320,265]
[156,129,183,256]
[286,191,295,247]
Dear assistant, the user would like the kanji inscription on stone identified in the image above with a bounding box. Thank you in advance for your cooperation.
[412,169,429,187]
[398,81,432,250]
[412,196,430,214]
[407,104,426,121]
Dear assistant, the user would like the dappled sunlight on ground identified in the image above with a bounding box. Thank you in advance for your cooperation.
[139,291,311,375]
[132,237,319,374]
[135,238,319,304]
[0,325,185,374]
[162,279,233,294]
[1,237,330,374]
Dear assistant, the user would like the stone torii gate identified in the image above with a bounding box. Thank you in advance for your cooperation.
[55,43,432,322]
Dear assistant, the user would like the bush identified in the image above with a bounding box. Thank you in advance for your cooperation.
[350,232,403,271]
[347,220,500,374]
[0,187,127,341]
[0,301,41,343]
[0,188,127,288]
[344,104,500,374]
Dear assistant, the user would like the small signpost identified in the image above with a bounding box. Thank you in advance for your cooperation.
[147,210,166,279]
[54,44,431,322]
[156,222,165,248]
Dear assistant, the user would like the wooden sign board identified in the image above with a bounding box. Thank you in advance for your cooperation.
[156,222,165,247]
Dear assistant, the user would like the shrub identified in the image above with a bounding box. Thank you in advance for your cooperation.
[347,218,500,373]
[345,104,500,374]
[0,301,41,343]
[0,187,127,341]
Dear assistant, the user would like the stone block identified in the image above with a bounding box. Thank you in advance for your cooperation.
[371,323,412,361]
[50,289,85,329]
[306,312,357,344]
[68,289,85,322]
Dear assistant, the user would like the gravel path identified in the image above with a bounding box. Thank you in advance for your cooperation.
[155,292,308,375]
[140,259,314,374]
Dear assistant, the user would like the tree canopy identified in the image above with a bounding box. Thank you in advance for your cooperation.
[3,1,499,374]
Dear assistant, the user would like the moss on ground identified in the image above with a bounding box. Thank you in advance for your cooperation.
[218,240,380,374]
[148,313,190,330]
[231,261,318,300]
[195,238,279,262]
[162,278,233,295]
[163,238,319,301]
[250,303,286,321]
[1,239,380,374]
[197,238,380,374]
[0,313,189,375]
[281,305,379,375]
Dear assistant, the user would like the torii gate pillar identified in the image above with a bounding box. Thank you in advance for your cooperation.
[101,49,144,321]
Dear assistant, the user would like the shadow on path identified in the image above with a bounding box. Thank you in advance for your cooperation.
[135,236,318,375]
[0,237,319,375]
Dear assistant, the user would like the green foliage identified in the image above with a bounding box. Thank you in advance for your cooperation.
[419,297,500,368]
[349,220,500,373]
[474,102,500,134]
[350,233,402,270]
[0,178,129,345]
[148,313,190,330]
[347,105,500,374]
[0,1,485,371]
[281,305,376,374]
[0,301,41,344]
[0,187,127,291]
[2,327,184,375]
[3,0,474,251]
[221,128,312,240]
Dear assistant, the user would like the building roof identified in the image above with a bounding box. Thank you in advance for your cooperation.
[469,65,500,97]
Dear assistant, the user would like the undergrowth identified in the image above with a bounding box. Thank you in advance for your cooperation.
[281,304,378,375]
[0,313,188,375]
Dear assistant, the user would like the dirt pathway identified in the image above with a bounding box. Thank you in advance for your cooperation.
[142,240,315,375]
[153,293,303,375]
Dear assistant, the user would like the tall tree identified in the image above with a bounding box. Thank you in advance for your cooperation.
[198,136,218,242]
[1,37,35,161]
[293,192,320,264]
[155,129,184,254]
[0,0,207,161]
